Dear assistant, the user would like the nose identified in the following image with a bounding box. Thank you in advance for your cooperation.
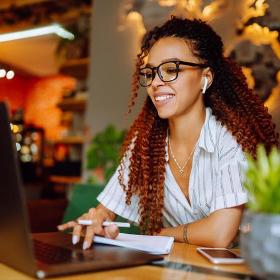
[150,71,165,88]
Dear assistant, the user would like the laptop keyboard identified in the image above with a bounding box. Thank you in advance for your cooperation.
[33,239,97,265]
[34,240,73,264]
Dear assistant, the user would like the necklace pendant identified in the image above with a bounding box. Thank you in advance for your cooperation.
[179,169,184,175]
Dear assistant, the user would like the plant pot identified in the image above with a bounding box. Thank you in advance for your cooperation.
[240,211,280,280]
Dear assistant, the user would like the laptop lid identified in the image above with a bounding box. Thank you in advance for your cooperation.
[0,102,38,276]
[0,102,163,278]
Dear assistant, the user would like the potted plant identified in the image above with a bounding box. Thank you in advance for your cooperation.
[240,145,280,279]
[63,125,139,233]
[86,124,126,184]
[63,125,125,220]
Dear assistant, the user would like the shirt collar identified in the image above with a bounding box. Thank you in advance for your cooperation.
[197,107,216,153]
[165,107,217,161]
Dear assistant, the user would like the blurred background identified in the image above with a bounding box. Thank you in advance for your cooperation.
[0,0,279,232]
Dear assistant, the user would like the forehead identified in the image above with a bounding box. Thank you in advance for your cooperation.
[147,37,195,65]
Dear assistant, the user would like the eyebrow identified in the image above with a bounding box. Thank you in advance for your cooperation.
[145,57,182,67]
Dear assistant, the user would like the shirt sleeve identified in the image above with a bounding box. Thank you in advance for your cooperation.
[210,139,248,213]
[97,165,140,224]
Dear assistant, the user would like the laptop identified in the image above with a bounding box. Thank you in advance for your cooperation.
[0,102,163,279]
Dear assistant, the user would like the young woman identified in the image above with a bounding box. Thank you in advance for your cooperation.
[58,16,279,250]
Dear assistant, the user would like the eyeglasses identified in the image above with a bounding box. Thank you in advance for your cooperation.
[139,60,208,87]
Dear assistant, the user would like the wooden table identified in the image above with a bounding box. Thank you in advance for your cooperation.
[0,243,254,280]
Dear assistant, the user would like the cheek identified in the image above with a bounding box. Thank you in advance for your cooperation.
[146,87,153,98]
[176,75,201,95]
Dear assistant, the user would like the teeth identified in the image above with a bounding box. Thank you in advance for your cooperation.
[155,95,174,101]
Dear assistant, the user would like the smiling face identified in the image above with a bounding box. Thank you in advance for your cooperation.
[145,37,208,120]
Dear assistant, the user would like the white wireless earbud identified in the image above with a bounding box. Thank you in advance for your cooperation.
[202,77,208,94]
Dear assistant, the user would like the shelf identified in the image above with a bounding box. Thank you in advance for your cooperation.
[49,175,81,184]
[57,98,86,112]
[61,57,89,67]
[60,57,89,79]
[54,136,84,145]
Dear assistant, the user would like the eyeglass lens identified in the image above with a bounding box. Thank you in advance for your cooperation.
[140,62,178,87]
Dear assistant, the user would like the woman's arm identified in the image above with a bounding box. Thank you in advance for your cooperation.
[159,205,244,248]
[96,203,117,221]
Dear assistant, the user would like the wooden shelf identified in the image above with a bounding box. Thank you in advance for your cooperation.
[61,57,89,67]
[54,136,84,145]
[49,175,81,184]
[60,57,89,79]
[57,98,86,112]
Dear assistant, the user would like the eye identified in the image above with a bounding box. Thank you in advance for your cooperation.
[140,69,153,79]
[141,72,153,79]
[165,67,177,74]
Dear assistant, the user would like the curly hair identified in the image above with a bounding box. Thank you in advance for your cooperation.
[118,16,279,234]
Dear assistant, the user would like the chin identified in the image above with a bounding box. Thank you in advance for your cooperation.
[157,110,173,119]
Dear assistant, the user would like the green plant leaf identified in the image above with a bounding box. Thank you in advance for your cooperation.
[244,144,280,213]
[86,124,126,184]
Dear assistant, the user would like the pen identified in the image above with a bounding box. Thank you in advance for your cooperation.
[78,219,131,228]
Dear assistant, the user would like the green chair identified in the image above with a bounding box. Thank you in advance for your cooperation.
[63,183,140,234]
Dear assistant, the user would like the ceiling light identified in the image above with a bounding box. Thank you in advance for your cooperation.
[0,69,6,78]
[6,70,15,80]
[0,24,75,42]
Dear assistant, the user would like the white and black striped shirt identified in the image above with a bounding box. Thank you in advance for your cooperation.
[97,107,248,227]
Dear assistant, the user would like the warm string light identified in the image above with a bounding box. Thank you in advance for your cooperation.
[121,0,278,98]
[158,0,177,7]
[126,11,146,38]
[265,71,280,111]
[240,23,280,59]
[171,0,202,19]
[241,67,255,89]
[239,0,268,27]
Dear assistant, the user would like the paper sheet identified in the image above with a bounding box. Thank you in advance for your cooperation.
[93,233,174,255]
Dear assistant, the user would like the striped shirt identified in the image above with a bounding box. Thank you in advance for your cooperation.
[97,107,248,227]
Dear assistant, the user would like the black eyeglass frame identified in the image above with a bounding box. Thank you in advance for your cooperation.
[139,60,208,87]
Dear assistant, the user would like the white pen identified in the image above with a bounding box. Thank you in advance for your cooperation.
[78,219,131,228]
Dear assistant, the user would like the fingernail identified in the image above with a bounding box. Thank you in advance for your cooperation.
[72,235,79,245]
[83,241,89,250]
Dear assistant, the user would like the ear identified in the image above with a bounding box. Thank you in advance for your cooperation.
[201,68,214,94]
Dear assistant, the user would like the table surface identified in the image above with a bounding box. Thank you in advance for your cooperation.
[0,242,254,280]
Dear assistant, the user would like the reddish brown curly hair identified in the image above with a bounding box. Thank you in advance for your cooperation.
[118,16,279,234]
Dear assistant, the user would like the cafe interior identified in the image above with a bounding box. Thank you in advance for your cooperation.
[0,0,279,279]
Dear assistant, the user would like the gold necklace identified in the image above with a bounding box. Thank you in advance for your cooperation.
[168,136,196,175]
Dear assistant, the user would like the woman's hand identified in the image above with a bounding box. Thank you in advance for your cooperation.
[57,205,118,250]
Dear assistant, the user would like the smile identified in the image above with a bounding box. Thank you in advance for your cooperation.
[154,94,175,102]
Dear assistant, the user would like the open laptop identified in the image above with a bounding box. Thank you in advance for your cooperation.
[0,102,163,279]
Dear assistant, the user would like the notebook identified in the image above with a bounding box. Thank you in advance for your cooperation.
[0,102,164,279]
[94,233,174,255]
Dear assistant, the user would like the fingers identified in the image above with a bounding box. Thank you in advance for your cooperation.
[57,220,77,231]
[83,225,94,250]
[72,224,82,245]
[104,224,119,239]
[82,208,105,250]
[58,207,116,250]
[57,221,83,245]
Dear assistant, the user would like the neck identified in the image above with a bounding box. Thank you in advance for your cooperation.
[168,105,206,146]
